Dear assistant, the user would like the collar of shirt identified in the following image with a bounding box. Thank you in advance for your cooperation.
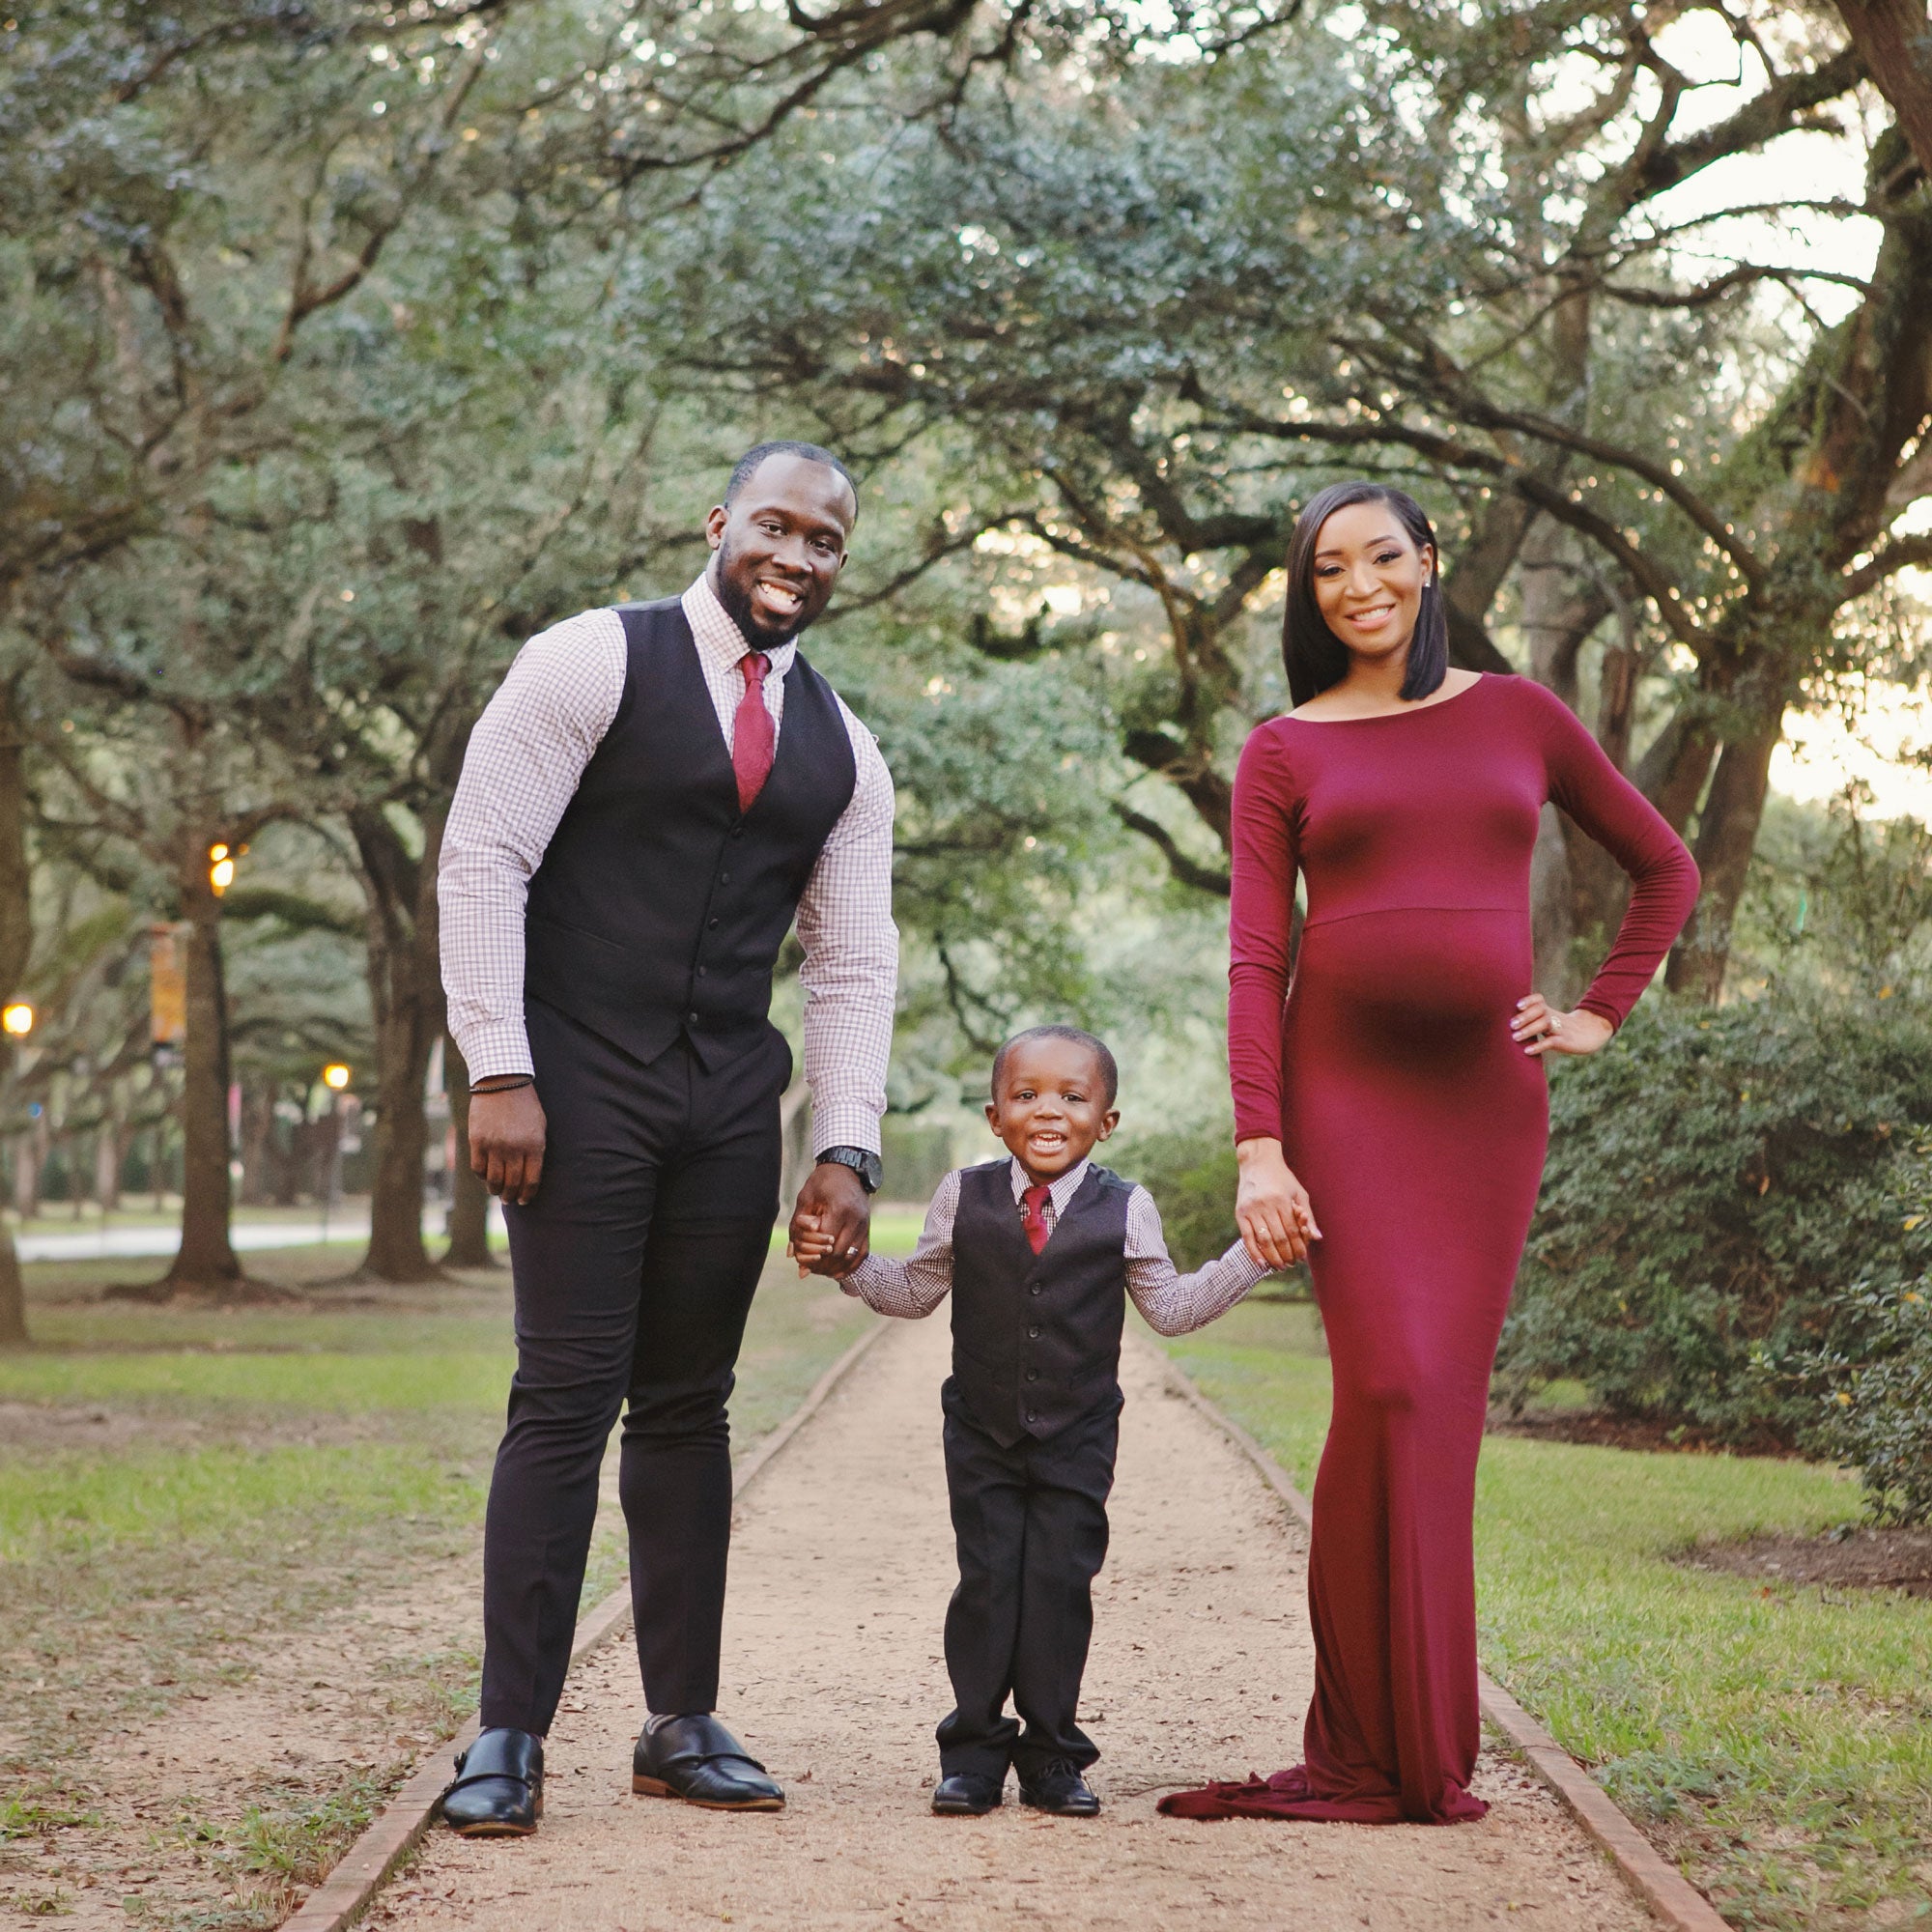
[681,570,800,683]
[1008,1154,1092,1220]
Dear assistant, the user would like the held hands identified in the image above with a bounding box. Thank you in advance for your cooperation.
[786,1161,871,1281]
[469,1082,548,1206]
[1512,995,1614,1059]
[787,1214,841,1279]
[1236,1137,1321,1271]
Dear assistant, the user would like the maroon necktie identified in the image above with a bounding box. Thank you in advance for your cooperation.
[1021,1182,1052,1256]
[733,651,775,813]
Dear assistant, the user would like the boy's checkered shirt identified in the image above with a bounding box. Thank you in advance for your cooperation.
[844,1155,1271,1337]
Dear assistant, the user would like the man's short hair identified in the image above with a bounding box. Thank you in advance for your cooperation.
[724,440,859,519]
[990,1025,1120,1108]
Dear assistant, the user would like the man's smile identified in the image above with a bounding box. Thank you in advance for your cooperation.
[752,577,807,623]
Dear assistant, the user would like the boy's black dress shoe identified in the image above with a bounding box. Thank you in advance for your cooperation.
[633,1714,783,1810]
[440,1727,543,1836]
[931,1773,1004,1816]
[1018,1759,1100,1816]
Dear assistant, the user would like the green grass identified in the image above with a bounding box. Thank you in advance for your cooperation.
[0,1248,872,1927]
[1161,1298,1932,1932]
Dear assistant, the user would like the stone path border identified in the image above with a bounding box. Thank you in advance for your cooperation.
[280,1318,890,1932]
[1157,1351,1732,1932]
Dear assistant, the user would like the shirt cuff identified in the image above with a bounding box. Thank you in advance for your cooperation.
[1220,1241,1274,1286]
[810,1102,883,1161]
[450,1019,535,1083]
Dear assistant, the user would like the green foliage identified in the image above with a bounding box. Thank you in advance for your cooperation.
[1802,1273,1932,1526]
[1785,1144,1932,1525]
[1122,1121,1242,1271]
[1497,987,1932,1446]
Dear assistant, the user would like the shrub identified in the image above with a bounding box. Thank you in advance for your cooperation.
[1496,987,1932,1447]
[1787,1146,1932,1524]
[1123,1118,1310,1294]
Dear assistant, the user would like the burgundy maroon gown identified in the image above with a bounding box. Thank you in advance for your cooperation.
[1171,673,1697,1826]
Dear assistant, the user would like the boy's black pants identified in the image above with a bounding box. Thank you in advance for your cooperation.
[478,999,787,1739]
[935,1383,1119,1781]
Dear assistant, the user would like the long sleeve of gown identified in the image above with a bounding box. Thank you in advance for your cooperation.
[1227,726,1301,1146]
[1530,683,1701,1028]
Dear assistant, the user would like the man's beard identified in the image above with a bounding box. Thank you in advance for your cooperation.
[714,535,810,647]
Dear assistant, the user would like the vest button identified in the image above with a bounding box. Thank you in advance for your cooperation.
[1026,1409,1037,1424]
[1029,1284,1042,1295]
[1028,1324,1041,1338]
[730,825,745,838]
[696,965,707,978]
[719,871,731,884]
[708,917,719,929]
[687,1010,699,1024]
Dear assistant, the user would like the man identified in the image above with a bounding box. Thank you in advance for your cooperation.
[437,441,896,1835]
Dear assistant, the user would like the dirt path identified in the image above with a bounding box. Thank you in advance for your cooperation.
[370,1316,1647,1932]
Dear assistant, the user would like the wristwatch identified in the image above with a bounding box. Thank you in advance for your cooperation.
[815,1145,882,1194]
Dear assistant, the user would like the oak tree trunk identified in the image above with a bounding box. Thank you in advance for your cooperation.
[1665,707,1783,1002]
[441,1036,497,1269]
[0,679,34,1345]
[163,870,242,1291]
[353,806,448,1283]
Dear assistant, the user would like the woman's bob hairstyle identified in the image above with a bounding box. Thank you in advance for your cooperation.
[1281,481,1448,709]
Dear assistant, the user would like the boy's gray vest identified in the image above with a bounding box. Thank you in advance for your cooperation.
[949,1159,1134,1446]
[524,598,856,1069]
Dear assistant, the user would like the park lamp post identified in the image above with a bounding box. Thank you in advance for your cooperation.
[4,1004,35,1227]
[320,1063,351,1246]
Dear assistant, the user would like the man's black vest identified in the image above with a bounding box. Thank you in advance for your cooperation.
[949,1160,1134,1447]
[524,598,858,1069]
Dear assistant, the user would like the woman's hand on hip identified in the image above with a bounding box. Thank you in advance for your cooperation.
[1512,994,1614,1059]
[1236,1137,1321,1270]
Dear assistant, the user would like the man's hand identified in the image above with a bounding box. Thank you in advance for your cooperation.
[469,1083,548,1206]
[788,1162,871,1281]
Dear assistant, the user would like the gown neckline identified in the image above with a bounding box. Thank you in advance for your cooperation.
[1284,673,1488,726]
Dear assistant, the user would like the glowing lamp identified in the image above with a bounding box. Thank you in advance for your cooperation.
[2,1002,33,1037]
[322,1063,352,1092]
[209,842,235,895]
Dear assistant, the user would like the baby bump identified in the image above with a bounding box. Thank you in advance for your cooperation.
[1280,907,1549,1338]
[1289,906,1532,1050]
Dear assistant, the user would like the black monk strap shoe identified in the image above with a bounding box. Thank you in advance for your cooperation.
[931,1772,1004,1816]
[1017,1759,1100,1817]
[440,1727,543,1836]
[632,1714,784,1811]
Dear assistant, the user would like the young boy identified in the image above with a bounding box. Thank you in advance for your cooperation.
[794,1024,1272,1818]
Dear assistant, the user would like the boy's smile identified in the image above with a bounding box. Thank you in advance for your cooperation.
[986,1037,1121,1184]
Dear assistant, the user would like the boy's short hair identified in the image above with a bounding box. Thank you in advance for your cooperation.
[990,1025,1120,1108]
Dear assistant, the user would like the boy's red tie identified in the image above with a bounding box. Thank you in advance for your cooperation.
[1021,1182,1052,1255]
[733,651,775,812]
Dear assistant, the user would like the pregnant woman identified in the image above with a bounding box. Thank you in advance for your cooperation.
[1166,481,1698,1826]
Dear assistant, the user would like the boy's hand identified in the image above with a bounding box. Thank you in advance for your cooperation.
[787,1212,838,1279]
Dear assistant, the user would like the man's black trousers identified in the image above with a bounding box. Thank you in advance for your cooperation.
[934,1382,1118,1781]
[478,999,788,1737]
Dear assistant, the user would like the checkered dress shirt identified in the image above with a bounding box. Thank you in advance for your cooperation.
[440,572,898,1155]
[844,1155,1270,1336]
